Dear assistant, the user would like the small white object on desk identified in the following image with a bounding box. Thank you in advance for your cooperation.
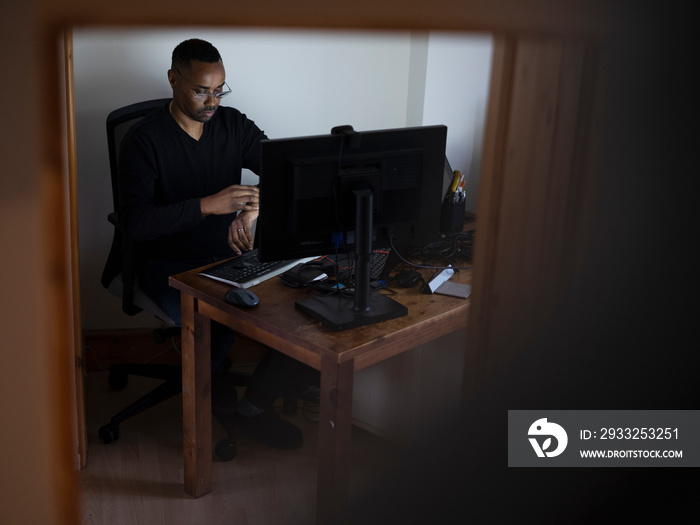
[425,265,471,299]
[425,266,454,294]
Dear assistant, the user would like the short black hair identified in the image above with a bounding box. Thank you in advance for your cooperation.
[171,39,222,72]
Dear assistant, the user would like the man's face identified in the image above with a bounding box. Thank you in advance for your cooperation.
[169,60,227,123]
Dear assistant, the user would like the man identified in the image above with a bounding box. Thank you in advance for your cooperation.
[118,38,314,449]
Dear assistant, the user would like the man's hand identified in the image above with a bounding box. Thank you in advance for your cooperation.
[228,210,258,255]
[200,184,259,217]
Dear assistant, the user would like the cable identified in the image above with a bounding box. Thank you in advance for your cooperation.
[387,230,474,272]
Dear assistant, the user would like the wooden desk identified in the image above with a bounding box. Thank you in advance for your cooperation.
[169,261,471,523]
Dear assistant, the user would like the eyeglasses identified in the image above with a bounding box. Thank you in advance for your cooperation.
[173,67,232,100]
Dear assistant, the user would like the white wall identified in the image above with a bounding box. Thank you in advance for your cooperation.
[423,33,492,213]
[73,28,492,331]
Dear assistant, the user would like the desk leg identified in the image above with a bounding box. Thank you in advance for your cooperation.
[317,357,354,524]
[180,293,213,497]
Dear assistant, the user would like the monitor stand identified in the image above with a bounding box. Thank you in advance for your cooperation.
[295,189,408,331]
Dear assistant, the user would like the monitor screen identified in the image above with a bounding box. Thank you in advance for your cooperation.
[257,124,448,330]
[258,124,447,262]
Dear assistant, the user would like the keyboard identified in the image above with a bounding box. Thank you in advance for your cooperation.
[369,250,392,279]
[199,249,314,289]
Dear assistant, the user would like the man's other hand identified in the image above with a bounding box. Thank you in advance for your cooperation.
[201,184,259,217]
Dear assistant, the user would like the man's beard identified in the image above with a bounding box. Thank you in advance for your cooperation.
[197,105,218,122]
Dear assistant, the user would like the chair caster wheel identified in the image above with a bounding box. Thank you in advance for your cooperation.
[99,423,121,444]
[215,438,237,461]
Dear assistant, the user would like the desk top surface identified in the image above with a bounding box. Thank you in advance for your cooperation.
[170,252,472,370]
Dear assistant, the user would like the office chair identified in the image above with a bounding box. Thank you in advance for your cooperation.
[99,98,241,460]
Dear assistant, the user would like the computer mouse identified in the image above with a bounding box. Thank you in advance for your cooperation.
[395,269,422,288]
[224,287,260,307]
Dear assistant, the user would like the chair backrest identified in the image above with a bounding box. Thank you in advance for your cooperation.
[101,99,171,316]
[105,99,171,213]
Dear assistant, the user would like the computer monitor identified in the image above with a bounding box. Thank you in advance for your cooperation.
[258,124,448,330]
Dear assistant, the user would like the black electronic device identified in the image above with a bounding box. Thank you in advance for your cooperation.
[258,124,447,330]
[395,269,423,288]
[224,287,260,308]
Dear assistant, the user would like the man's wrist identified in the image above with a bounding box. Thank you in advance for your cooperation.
[200,196,214,217]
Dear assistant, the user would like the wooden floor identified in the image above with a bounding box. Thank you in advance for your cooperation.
[79,369,401,525]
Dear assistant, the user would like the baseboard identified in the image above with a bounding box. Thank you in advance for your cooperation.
[82,328,266,373]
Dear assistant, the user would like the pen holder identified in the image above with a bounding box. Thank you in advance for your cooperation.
[440,196,466,235]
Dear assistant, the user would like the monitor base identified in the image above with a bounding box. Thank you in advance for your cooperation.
[296,293,407,331]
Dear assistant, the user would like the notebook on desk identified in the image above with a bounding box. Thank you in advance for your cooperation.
[199,249,314,289]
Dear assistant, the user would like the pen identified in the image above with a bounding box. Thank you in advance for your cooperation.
[449,170,461,194]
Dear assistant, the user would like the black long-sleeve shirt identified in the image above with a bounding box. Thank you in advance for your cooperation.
[118,102,267,262]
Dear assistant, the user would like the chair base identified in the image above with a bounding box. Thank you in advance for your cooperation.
[99,363,182,444]
[99,362,250,461]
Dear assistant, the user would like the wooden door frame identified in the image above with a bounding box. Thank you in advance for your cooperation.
[464,35,603,398]
[40,2,609,523]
